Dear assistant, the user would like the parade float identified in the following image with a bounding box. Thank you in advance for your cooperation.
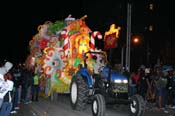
[28,15,104,97]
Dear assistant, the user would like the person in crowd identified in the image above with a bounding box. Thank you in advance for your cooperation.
[17,63,23,104]
[128,72,137,96]
[138,71,148,100]
[32,72,40,102]
[154,67,167,110]
[132,69,140,93]
[0,61,14,116]
[171,70,175,108]
[23,67,34,104]
[20,65,26,102]
[0,61,13,107]
[11,64,23,113]
[146,68,156,102]
[165,70,175,108]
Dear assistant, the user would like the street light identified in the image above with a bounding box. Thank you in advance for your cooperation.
[149,3,154,11]
[132,35,141,45]
[148,25,153,31]
[133,37,139,43]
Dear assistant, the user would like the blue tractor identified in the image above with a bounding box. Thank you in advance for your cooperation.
[70,51,145,116]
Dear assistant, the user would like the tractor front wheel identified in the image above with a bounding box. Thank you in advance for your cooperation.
[129,94,145,116]
[91,94,106,116]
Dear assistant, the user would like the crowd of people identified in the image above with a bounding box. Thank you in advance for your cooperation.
[0,61,39,116]
[126,64,175,113]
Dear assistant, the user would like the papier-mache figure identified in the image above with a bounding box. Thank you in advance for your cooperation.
[92,51,107,74]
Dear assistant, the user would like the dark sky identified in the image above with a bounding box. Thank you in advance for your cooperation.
[0,0,174,64]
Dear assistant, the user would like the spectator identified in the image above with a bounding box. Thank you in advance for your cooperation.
[129,72,137,96]
[0,61,13,107]
[0,61,14,116]
[154,68,167,110]
[32,73,40,101]
[23,67,34,104]
[138,72,148,100]
[166,70,175,108]
[11,64,22,113]
[171,70,175,108]
[132,70,140,93]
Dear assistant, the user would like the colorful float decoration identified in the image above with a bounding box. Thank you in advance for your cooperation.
[28,15,104,96]
[104,24,121,49]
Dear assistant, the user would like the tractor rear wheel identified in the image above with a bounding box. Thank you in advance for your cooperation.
[70,74,88,110]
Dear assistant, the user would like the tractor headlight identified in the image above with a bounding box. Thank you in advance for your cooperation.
[114,79,128,84]
[114,79,122,83]
[123,79,128,84]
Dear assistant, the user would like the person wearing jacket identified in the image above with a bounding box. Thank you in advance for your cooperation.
[0,61,13,107]
[0,61,14,116]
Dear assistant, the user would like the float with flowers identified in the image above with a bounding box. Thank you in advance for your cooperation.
[28,15,104,97]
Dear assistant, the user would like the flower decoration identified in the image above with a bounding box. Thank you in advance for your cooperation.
[42,47,66,78]
[39,39,49,49]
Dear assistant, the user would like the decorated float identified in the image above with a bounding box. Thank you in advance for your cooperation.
[28,15,104,97]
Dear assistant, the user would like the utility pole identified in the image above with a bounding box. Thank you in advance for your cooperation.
[125,2,132,72]
[121,46,124,72]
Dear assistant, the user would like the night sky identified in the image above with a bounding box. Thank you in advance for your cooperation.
[0,0,174,65]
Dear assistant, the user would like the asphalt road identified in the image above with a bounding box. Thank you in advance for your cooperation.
[10,94,175,116]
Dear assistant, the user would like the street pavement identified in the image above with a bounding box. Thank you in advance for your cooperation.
[10,94,175,116]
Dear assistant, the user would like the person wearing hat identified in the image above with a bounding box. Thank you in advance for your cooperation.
[0,61,13,76]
